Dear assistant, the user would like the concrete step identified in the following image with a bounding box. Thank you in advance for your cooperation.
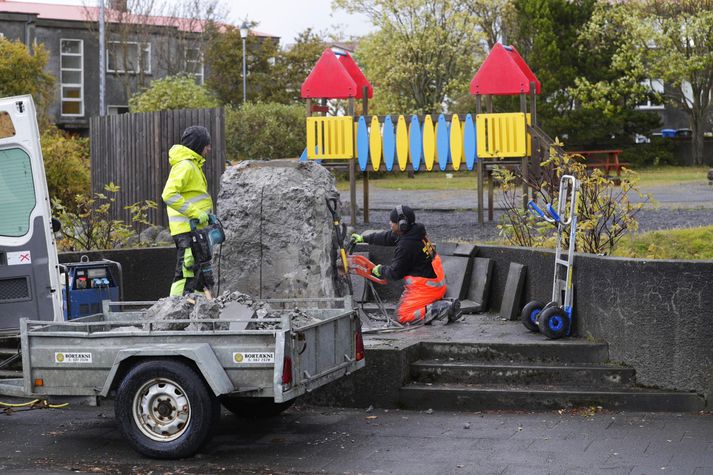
[399,382,706,412]
[420,341,610,364]
[411,360,636,388]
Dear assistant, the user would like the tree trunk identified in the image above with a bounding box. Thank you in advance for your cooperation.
[691,113,704,166]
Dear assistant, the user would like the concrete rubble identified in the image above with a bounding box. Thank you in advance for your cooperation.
[215,160,344,299]
[139,290,321,331]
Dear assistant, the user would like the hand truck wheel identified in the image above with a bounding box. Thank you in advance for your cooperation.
[537,306,570,340]
[521,300,545,332]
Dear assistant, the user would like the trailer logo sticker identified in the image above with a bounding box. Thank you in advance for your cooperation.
[233,352,274,364]
[55,352,92,364]
[7,251,31,265]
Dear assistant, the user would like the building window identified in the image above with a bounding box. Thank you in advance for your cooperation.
[107,105,130,115]
[185,47,204,84]
[636,79,664,110]
[107,41,151,74]
[60,39,84,117]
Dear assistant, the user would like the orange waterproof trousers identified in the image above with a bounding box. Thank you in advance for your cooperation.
[396,255,447,324]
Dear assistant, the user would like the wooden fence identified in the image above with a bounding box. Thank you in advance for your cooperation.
[90,108,225,228]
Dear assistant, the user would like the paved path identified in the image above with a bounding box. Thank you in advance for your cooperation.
[340,181,713,211]
[1,398,712,474]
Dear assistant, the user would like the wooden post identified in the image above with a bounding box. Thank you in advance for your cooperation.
[362,86,370,224]
[476,95,484,225]
[487,171,494,221]
[348,97,357,226]
[520,92,528,211]
[530,81,540,203]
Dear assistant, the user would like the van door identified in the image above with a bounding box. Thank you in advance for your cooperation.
[0,95,62,329]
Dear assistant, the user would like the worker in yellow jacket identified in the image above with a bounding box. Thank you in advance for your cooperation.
[161,126,214,296]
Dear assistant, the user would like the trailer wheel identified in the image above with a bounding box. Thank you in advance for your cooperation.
[220,396,295,418]
[537,306,570,340]
[115,359,220,459]
[521,300,545,332]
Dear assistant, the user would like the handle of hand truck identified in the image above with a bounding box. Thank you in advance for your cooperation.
[189,213,217,231]
[546,204,561,224]
[528,200,547,220]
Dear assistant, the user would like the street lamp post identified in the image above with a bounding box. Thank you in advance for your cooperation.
[239,22,249,103]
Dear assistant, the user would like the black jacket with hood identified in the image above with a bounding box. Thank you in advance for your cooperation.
[363,223,437,281]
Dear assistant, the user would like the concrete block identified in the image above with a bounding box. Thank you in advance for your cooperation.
[442,255,473,301]
[221,300,255,331]
[454,243,479,257]
[500,262,526,321]
[436,242,459,256]
[461,257,494,314]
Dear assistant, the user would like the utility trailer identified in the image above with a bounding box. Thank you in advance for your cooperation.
[0,297,365,459]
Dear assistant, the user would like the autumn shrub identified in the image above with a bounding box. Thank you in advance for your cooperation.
[41,125,90,211]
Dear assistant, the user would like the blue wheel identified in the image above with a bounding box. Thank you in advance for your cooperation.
[537,306,570,340]
[521,300,545,332]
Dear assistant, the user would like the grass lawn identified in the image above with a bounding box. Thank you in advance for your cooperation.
[632,166,709,187]
[336,171,479,191]
[613,225,713,260]
[336,166,708,191]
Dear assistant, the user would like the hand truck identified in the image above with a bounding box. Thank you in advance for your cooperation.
[520,175,580,339]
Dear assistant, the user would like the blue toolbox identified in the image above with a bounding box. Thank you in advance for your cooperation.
[62,257,122,320]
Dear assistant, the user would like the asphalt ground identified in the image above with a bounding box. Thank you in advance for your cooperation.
[1,397,713,475]
[343,182,713,243]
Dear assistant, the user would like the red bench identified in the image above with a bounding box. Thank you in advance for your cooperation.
[568,149,629,183]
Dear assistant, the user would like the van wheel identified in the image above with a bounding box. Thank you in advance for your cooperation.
[220,396,295,418]
[115,359,220,459]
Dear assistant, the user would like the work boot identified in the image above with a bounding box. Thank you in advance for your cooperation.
[423,300,451,325]
[446,299,462,324]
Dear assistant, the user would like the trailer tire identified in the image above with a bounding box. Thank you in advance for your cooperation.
[220,396,295,418]
[537,306,570,340]
[115,359,220,459]
[521,300,545,332]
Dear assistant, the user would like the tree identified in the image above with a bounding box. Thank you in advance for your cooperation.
[205,23,281,106]
[574,0,713,165]
[89,0,226,100]
[0,37,55,127]
[333,0,485,114]
[270,29,328,104]
[41,126,91,211]
[128,74,219,112]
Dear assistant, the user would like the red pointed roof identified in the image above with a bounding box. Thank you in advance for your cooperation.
[470,43,541,96]
[301,49,372,99]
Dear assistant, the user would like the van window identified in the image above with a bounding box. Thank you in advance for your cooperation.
[0,148,36,237]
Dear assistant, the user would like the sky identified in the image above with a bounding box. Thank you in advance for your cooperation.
[10,0,375,44]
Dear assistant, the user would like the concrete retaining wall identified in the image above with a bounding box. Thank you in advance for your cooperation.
[368,244,713,400]
[60,244,713,400]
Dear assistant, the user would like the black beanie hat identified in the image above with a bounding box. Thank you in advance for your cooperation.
[390,205,415,226]
[181,126,211,155]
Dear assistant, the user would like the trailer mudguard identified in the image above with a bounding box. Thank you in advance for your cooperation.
[100,343,234,397]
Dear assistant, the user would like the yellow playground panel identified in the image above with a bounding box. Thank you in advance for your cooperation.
[306,116,354,160]
[476,113,529,158]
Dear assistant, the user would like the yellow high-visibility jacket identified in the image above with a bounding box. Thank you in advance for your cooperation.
[161,144,213,236]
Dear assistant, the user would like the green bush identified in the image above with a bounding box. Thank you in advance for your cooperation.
[41,126,90,210]
[620,138,677,168]
[225,102,305,161]
[129,75,220,112]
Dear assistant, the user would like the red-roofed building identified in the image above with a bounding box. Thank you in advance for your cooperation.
[0,0,278,131]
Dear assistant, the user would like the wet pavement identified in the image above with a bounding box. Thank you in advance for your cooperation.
[1,395,712,474]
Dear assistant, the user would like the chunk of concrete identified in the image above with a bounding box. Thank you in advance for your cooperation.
[461,257,494,314]
[442,255,473,301]
[221,300,256,331]
[436,242,459,257]
[216,160,342,299]
[500,262,527,321]
[453,243,478,258]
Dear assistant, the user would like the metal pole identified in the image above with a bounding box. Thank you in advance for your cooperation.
[241,37,247,103]
[99,0,106,116]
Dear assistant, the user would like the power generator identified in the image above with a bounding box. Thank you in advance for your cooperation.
[61,257,122,320]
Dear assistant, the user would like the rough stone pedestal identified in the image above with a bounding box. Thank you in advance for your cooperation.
[216,160,342,299]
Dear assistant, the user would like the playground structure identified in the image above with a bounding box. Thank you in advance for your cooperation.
[300,44,555,225]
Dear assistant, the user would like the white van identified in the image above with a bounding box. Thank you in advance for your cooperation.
[0,95,63,329]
